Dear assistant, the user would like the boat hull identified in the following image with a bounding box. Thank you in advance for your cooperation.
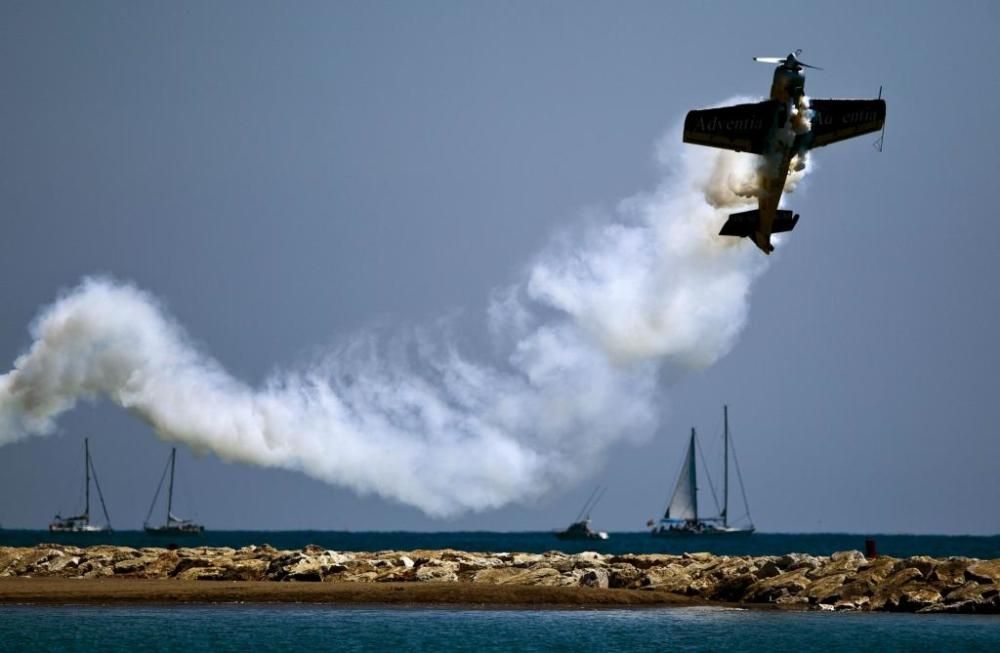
[651,527,754,538]
[48,525,111,533]
[554,532,609,541]
[554,519,608,541]
[144,526,204,536]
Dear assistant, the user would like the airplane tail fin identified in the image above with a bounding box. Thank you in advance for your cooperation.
[719,209,799,238]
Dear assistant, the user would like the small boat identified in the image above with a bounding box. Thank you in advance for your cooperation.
[144,447,204,535]
[650,406,754,537]
[555,486,609,541]
[49,438,113,533]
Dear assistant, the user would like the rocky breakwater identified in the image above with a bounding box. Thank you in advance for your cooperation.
[1,544,998,613]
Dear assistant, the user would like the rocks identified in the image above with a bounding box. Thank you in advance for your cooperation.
[579,568,609,589]
[869,567,925,610]
[607,554,679,570]
[269,549,355,582]
[472,567,521,584]
[506,567,564,587]
[46,555,81,574]
[576,551,605,563]
[9,548,66,576]
[539,556,577,574]
[283,558,325,582]
[0,548,23,577]
[82,564,114,578]
[176,566,229,581]
[804,573,848,604]
[143,552,182,578]
[930,558,970,586]
[511,553,545,567]
[854,556,896,584]
[172,557,214,578]
[0,544,996,614]
[754,560,782,580]
[838,580,874,603]
[226,559,270,581]
[710,572,757,601]
[776,553,820,572]
[774,594,809,608]
[414,562,459,583]
[834,597,869,611]
[896,587,942,611]
[640,564,700,594]
[893,556,937,579]
[918,592,1000,614]
[456,555,504,573]
[966,560,1000,584]
[113,558,154,576]
[810,551,865,578]
[743,569,812,602]
[607,563,642,589]
[944,581,997,603]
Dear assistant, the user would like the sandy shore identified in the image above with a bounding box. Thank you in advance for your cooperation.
[0,577,703,607]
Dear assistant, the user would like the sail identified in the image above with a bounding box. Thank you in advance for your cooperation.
[665,431,697,521]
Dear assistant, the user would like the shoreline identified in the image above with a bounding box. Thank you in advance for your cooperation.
[0,577,720,609]
[1,544,997,613]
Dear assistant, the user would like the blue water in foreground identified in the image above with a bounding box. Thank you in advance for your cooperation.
[0,605,997,653]
[2,530,998,558]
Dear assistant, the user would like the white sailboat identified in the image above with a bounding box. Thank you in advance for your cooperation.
[650,406,754,537]
[49,438,113,533]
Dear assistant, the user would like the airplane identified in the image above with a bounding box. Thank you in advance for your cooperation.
[682,50,886,254]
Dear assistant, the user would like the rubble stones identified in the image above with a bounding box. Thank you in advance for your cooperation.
[0,544,996,613]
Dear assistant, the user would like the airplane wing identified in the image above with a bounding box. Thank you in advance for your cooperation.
[683,101,779,154]
[807,99,886,149]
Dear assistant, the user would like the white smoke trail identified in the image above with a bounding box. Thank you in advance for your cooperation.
[0,112,807,517]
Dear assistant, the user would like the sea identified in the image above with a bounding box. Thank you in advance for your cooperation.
[1,605,998,653]
[1,529,998,559]
[2,531,998,652]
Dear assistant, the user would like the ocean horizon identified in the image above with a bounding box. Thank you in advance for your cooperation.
[2,530,998,559]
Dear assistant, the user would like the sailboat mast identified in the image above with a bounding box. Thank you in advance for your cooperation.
[166,448,176,524]
[84,438,91,520]
[723,406,729,528]
[690,428,698,522]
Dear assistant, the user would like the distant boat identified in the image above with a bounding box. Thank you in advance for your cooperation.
[49,438,113,533]
[555,486,609,541]
[144,447,204,535]
[650,406,754,537]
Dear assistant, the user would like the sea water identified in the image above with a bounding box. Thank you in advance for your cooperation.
[1,530,998,559]
[0,605,997,653]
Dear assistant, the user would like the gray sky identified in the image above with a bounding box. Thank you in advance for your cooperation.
[1,0,998,533]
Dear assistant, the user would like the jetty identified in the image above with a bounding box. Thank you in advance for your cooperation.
[0,545,997,613]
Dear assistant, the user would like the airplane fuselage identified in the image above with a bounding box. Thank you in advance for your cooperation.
[769,65,805,104]
[752,66,808,253]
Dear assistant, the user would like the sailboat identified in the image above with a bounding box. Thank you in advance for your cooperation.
[144,447,204,535]
[49,438,113,533]
[555,486,609,541]
[650,406,754,537]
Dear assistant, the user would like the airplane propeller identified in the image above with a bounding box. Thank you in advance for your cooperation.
[753,49,822,70]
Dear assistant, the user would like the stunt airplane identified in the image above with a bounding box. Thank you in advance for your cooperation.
[683,50,886,254]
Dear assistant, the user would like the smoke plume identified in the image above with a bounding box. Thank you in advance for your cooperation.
[0,112,807,516]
